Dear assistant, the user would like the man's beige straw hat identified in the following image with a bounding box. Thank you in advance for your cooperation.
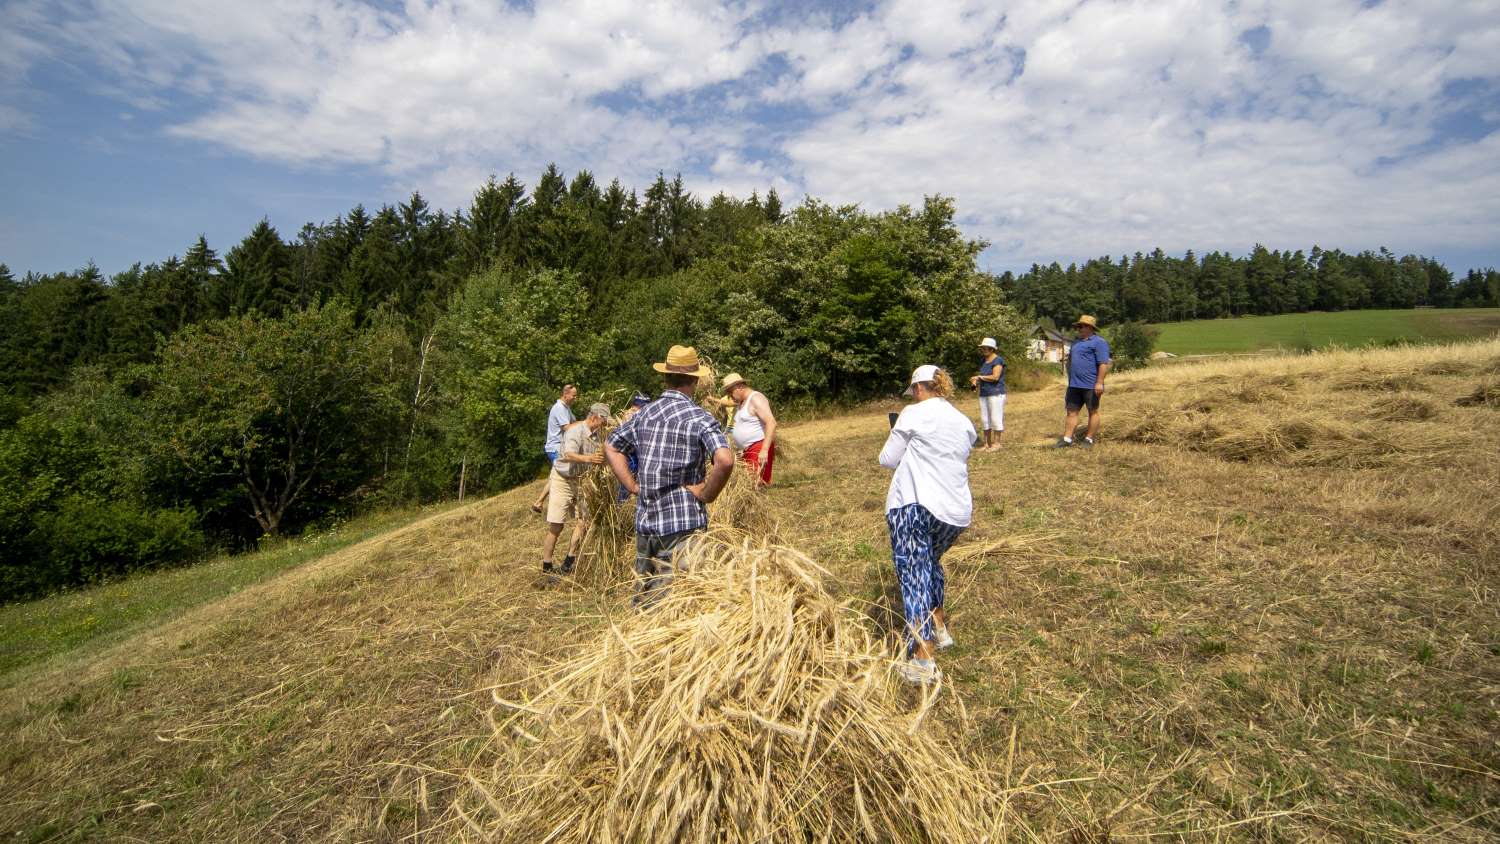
[652,344,714,377]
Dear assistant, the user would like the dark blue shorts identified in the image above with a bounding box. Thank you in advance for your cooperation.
[1065,386,1101,412]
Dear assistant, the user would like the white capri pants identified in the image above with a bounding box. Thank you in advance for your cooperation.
[978,394,1006,431]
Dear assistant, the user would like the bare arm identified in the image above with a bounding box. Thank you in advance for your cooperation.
[605,443,638,495]
[687,447,735,503]
[753,394,778,449]
[1095,362,1112,391]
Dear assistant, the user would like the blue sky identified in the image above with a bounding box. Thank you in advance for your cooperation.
[3,0,1499,279]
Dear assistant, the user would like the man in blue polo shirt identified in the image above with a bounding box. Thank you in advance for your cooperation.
[531,384,577,514]
[1056,315,1112,449]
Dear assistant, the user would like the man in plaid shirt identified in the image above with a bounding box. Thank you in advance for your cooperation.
[606,345,734,607]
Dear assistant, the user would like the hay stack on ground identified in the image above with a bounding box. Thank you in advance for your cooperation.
[1454,380,1500,409]
[1369,393,1438,421]
[1421,359,1470,376]
[1333,370,1426,392]
[451,531,1012,842]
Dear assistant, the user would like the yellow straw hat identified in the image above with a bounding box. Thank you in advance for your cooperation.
[720,372,748,397]
[652,344,714,377]
[1073,314,1099,330]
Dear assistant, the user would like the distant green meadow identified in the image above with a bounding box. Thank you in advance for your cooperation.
[1150,308,1500,356]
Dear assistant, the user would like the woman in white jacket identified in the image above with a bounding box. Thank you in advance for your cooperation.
[879,364,977,684]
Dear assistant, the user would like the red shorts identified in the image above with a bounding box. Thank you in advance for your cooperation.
[741,439,775,485]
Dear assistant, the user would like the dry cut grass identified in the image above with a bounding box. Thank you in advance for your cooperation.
[1,337,1497,842]
[1115,357,1470,468]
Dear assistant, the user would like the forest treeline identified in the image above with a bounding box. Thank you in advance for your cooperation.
[1004,246,1500,328]
[2,164,1497,600]
[0,168,1025,599]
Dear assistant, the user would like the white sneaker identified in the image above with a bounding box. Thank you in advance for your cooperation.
[896,658,942,685]
[935,628,955,650]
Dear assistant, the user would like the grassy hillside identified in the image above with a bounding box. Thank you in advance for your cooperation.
[2,341,1498,840]
[1151,307,1500,355]
[0,506,452,682]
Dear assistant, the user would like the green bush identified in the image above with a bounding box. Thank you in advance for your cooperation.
[1109,321,1160,370]
[0,376,207,601]
[27,497,204,592]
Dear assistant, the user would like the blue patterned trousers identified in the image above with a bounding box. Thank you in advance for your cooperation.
[887,503,965,654]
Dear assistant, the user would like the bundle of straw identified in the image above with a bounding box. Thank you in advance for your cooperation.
[1333,370,1426,392]
[1454,380,1500,409]
[1369,393,1438,421]
[707,466,778,536]
[1421,359,1470,376]
[574,466,634,588]
[575,457,778,590]
[454,530,1009,842]
[1194,417,1455,468]
[1117,404,1191,443]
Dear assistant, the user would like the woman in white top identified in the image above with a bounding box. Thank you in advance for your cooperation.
[720,373,778,486]
[879,365,977,684]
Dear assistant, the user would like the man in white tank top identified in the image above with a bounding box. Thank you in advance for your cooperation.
[720,373,778,486]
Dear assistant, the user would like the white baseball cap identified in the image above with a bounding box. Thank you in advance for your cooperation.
[979,337,997,349]
[904,364,939,396]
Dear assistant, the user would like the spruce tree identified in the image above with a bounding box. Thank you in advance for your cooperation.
[340,207,403,321]
[217,220,294,317]
[179,236,220,328]
[463,176,510,276]
[601,179,629,233]
[567,170,602,216]
[764,187,783,223]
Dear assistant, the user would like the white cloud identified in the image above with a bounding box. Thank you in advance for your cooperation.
[4,0,1499,268]
[781,0,1500,266]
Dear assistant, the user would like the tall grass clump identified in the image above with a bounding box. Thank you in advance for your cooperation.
[450,530,1013,842]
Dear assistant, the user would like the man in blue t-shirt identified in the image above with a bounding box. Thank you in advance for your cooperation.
[531,384,578,514]
[1056,315,1112,449]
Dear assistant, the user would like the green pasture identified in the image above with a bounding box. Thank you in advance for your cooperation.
[1151,308,1500,356]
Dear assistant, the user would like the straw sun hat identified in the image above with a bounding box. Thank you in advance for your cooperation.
[1073,314,1099,329]
[720,372,748,397]
[652,344,714,377]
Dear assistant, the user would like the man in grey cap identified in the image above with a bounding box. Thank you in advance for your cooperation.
[541,402,611,576]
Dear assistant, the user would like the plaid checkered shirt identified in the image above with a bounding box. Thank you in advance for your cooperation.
[607,389,729,536]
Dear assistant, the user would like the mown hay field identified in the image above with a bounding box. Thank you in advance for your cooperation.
[2,339,1498,841]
